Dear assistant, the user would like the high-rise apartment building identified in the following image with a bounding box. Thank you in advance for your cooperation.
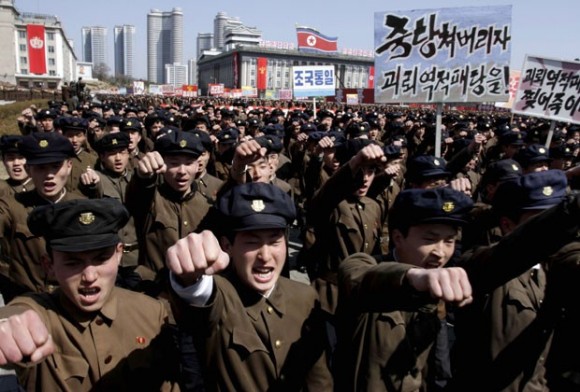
[187,58,197,85]
[81,26,107,67]
[147,7,183,83]
[113,24,135,78]
[165,62,187,86]
[196,32,213,59]
[213,11,242,50]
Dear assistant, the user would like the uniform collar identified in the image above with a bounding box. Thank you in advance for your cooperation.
[58,287,119,331]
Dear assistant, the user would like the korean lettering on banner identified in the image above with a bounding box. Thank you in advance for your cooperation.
[292,65,336,98]
[512,56,580,124]
[374,5,511,103]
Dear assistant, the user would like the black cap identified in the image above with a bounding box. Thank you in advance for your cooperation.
[216,127,239,144]
[345,122,370,138]
[95,132,130,153]
[499,130,526,146]
[59,117,88,133]
[154,130,204,157]
[0,135,24,155]
[20,132,75,165]
[217,182,296,231]
[300,123,318,133]
[255,135,284,154]
[36,108,58,120]
[514,143,552,167]
[405,155,451,183]
[120,118,142,132]
[389,187,474,230]
[189,129,213,152]
[383,144,403,159]
[106,116,124,127]
[493,169,567,213]
[263,124,285,139]
[182,115,211,132]
[28,198,130,252]
[549,144,575,159]
[481,159,522,184]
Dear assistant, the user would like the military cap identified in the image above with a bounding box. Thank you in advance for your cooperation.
[157,125,181,137]
[185,115,211,130]
[219,109,235,119]
[36,108,58,120]
[248,118,260,127]
[255,135,284,154]
[317,109,334,120]
[217,182,296,232]
[59,117,89,133]
[389,187,474,230]
[300,122,318,133]
[235,119,248,128]
[493,169,567,213]
[28,198,130,252]
[144,112,165,128]
[345,122,370,138]
[19,132,75,165]
[270,108,285,117]
[94,132,130,153]
[549,144,574,159]
[307,131,329,143]
[154,130,204,157]
[263,123,285,139]
[499,130,526,146]
[405,155,451,183]
[120,118,142,132]
[495,123,512,138]
[514,143,552,167]
[216,127,239,144]
[106,116,124,128]
[190,129,213,152]
[342,112,354,121]
[481,159,522,184]
[0,134,24,155]
[335,138,374,164]
[383,144,403,159]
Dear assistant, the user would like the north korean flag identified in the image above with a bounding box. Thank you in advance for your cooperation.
[296,27,338,53]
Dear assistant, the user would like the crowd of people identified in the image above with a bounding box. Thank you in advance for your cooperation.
[0,94,579,391]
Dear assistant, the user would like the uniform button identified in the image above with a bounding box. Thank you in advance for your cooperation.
[280,374,285,381]
[364,242,369,248]
[95,318,104,326]
[267,306,273,314]
[104,355,112,364]
[274,340,282,349]
[364,224,368,229]
[183,221,188,226]
[357,205,362,210]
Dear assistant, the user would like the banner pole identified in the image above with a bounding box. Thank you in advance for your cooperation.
[544,120,556,148]
[313,97,316,119]
[435,102,443,158]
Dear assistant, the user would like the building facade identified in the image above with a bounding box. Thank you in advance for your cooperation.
[188,58,197,85]
[113,24,135,78]
[0,0,76,89]
[196,32,213,59]
[147,7,183,84]
[213,11,242,51]
[197,45,374,97]
[165,62,187,87]
[81,26,107,67]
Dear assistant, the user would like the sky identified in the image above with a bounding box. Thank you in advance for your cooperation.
[14,0,580,80]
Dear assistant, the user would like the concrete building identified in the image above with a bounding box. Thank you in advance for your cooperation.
[147,7,183,84]
[165,62,187,87]
[0,0,77,89]
[224,25,262,50]
[196,32,213,59]
[188,58,197,85]
[213,11,242,51]
[113,24,135,78]
[81,26,107,67]
[197,45,374,97]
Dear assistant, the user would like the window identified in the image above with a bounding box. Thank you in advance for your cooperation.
[48,82,58,89]
[18,30,26,39]
[47,32,55,41]
[19,44,26,52]
[277,71,281,77]
[48,58,55,66]
[19,80,29,88]
[20,57,27,64]
[48,46,55,53]
[21,69,28,75]
[49,70,56,76]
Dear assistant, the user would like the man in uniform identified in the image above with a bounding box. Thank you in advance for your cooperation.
[59,117,98,196]
[0,132,85,297]
[0,198,180,391]
[167,182,333,391]
[0,135,33,197]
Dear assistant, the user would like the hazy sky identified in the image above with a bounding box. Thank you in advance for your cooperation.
[15,0,579,79]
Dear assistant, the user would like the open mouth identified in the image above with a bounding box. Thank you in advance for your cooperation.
[78,287,101,302]
[253,266,274,282]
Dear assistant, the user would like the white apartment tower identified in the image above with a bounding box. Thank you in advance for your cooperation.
[113,24,135,78]
[147,7,183,83]
[196,32,213,59]
[81,26,107,67]
[213,11,242,50]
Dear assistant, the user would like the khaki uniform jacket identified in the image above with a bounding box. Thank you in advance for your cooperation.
[127,177,211,275]
[451,196,580,391]
[67,149,98,196]
[195,172,224,205]
[179,273,333,392]
[0,178,35,197]
[308,163,383,315]
[336,254,439,392]
[6,287,180,391]
[0,190,84,293]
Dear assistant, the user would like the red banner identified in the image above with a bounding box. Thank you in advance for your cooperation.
[368,66,375,89]
[257,57,267,90]
[296,27,338,53]
[27,24,47,75]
